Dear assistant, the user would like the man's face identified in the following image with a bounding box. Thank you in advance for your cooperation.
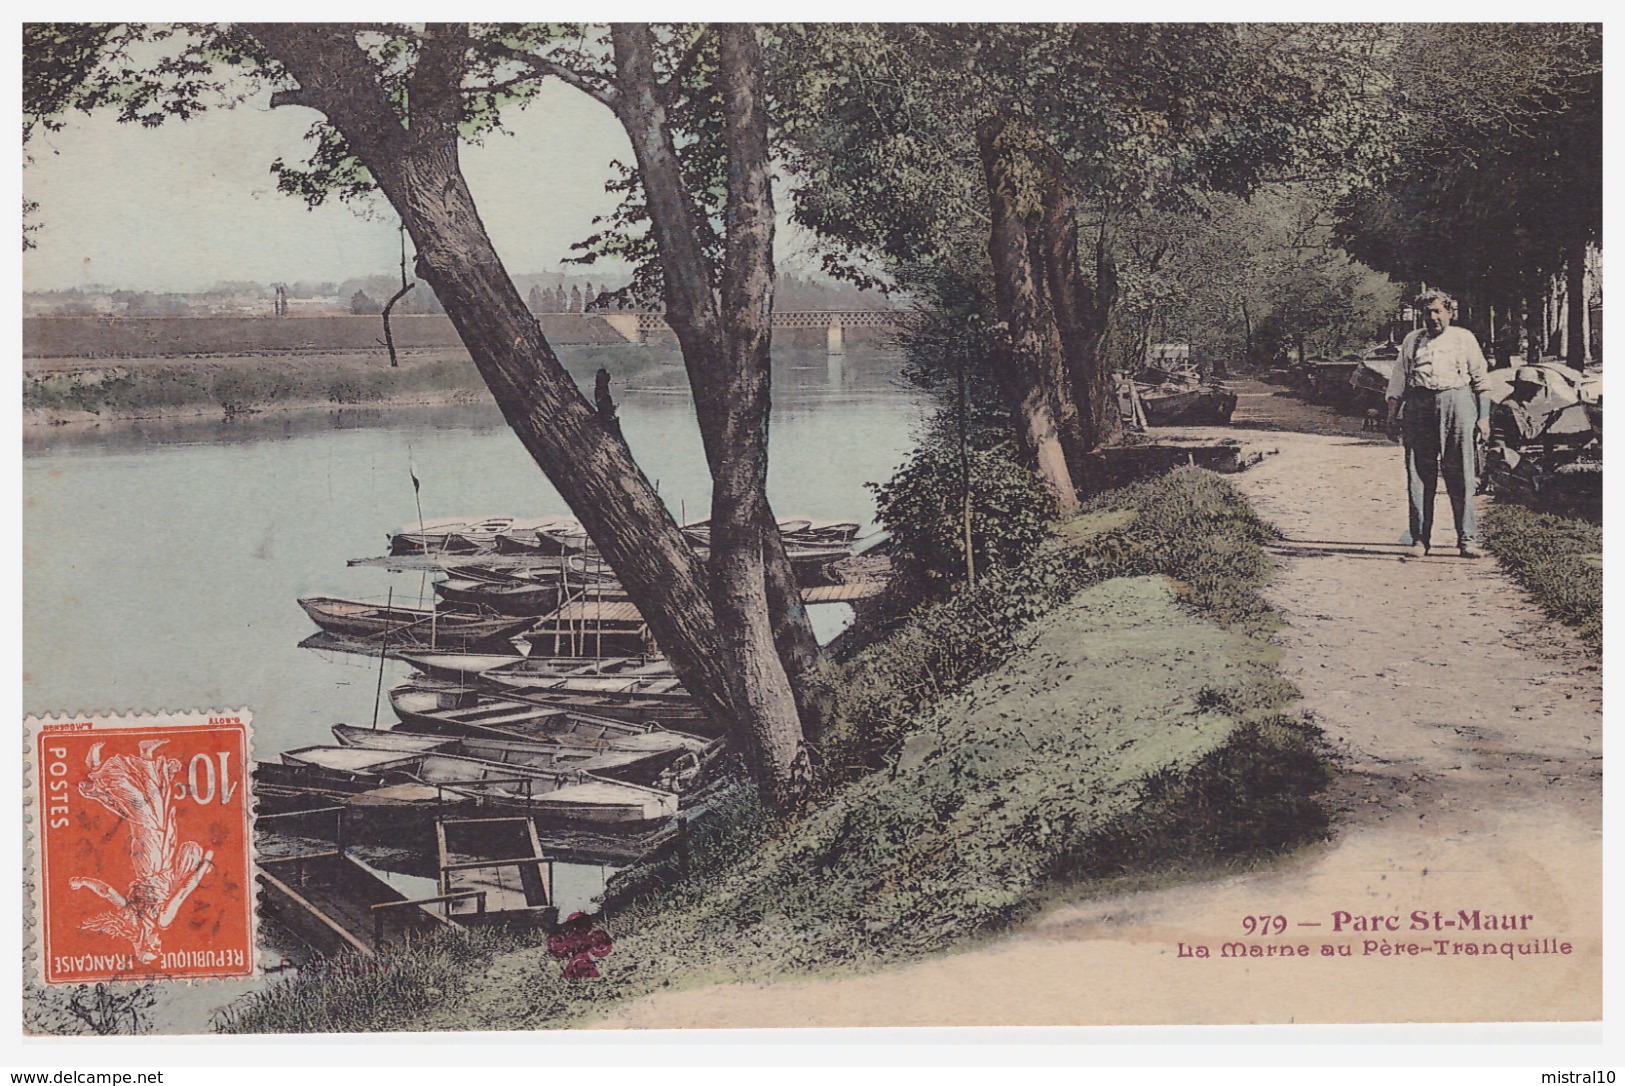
[1423,299,1453,334]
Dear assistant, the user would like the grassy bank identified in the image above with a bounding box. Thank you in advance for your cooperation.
[1481,504,1603,652]
[219,468,1329,1034]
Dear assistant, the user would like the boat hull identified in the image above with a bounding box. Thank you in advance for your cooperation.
[298,596,533,649]
[1139,385,1238,426]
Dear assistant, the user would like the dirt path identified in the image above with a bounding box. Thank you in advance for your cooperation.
[587,384,1602,1029]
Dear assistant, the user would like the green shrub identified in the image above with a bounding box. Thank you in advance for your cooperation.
[869,431,1058,602]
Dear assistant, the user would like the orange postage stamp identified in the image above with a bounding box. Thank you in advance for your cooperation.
[27,710,255,985]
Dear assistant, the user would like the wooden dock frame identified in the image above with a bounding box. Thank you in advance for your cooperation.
[431,779,559,928]
[435,809,558,929]
[257,793,559,957]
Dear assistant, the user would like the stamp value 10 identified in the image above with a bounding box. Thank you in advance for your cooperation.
[28,710,255,985]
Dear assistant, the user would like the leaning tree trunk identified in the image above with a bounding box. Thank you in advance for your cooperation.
[1567,247,1588,366]
[611,25,824,762]
[249,24,737,733]
[977,115,1078,511]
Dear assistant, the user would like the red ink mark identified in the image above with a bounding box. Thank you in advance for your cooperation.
[547,912,613,979]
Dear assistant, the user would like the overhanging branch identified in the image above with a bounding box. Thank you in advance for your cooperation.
[480,40,619,111]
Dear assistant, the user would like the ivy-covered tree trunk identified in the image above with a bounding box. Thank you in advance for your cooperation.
[247,23,741,741]
[1036,161,1122,459]
[977,115,1079,511]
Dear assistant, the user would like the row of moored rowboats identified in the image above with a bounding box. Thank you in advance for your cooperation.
[269,512,866,851]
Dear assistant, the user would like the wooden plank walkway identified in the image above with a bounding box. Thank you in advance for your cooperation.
[545,600,644,625]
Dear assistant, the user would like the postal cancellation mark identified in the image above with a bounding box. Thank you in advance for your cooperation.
[28,710,255,985]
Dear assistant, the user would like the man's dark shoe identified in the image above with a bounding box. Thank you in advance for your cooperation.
[1407,542,1428,559]
[1458,542,1483,559]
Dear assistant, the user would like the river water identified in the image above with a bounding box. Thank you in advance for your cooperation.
[23,344,927,923]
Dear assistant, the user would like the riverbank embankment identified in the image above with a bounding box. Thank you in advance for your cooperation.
[218,466,1329,1033]
[23,314,900,427]
[22,316,645,426]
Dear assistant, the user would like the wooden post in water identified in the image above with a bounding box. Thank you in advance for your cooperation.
[410,463,429,609]
[371,586,394,729]
[594,552,604,660]
[556,557,569,656]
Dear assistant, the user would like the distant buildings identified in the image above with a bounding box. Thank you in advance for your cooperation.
[22,288,346,317]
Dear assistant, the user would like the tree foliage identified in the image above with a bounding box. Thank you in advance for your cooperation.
[1109,186,1400,368]
[771,23,1393,503]
[1333,24,1601,319]
[773,24,1389,298]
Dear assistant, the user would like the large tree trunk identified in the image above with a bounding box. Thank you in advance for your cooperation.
[1567,247,1588,366]
[706,24,806,803]
[1026,212,1087,480]
[249,24,739,737]
[977,115,1078,511]
[614,25,832,754]
[1036,160,1121,458]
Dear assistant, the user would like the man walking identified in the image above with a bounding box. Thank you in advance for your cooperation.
[1384,290,1493,558]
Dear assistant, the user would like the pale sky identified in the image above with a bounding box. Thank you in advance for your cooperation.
[22,79,640,293]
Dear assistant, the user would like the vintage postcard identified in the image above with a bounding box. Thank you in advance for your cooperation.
[17,22,1602,1043]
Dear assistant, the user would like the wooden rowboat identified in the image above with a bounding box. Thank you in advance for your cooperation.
[273,743,681,831]
[478,674,715,733]
[297,595,534,649]
[394,650,530,683]
[252,763,466,847]
[331,722,703,791]
[257,851,453,957]
[394,649,668,685]
[1138,382,1238,426]
[433,578,564,616]
[389,683,696,749]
